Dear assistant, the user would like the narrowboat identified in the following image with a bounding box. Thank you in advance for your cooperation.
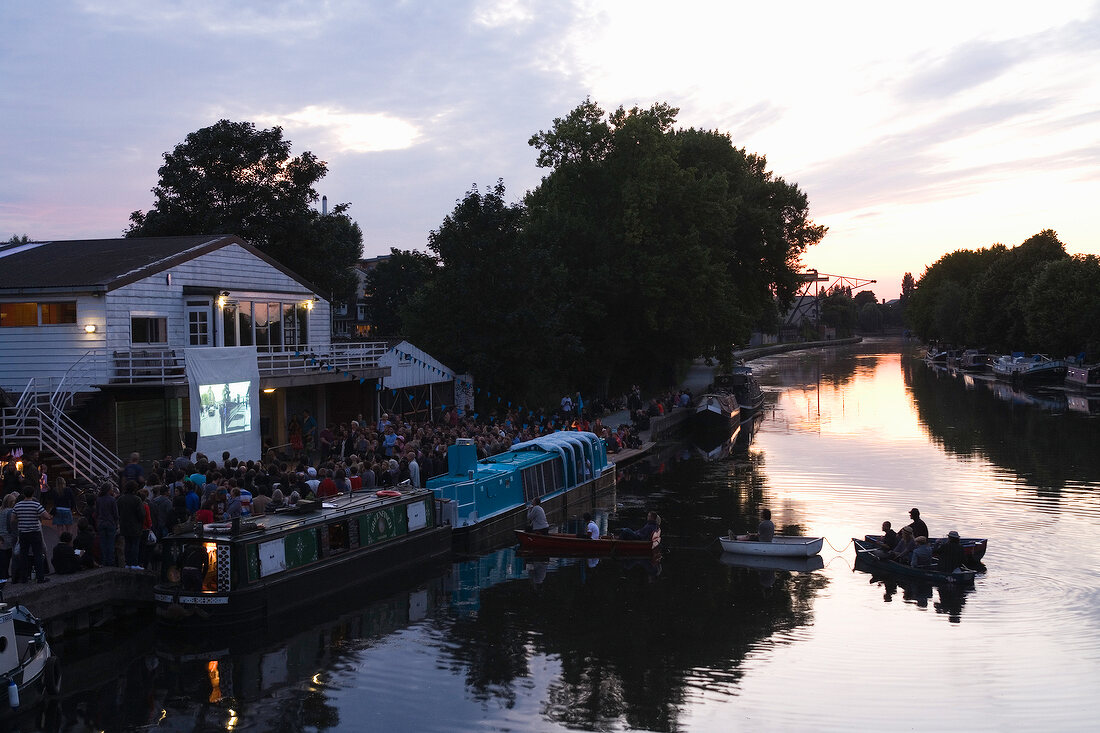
[713,365,765,415]
[428,432,616,552]
[153,489,451,628]
[692,392,740,434]
[1066,362,1100,391]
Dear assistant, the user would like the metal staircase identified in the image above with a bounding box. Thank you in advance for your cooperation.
[0,377,120,485]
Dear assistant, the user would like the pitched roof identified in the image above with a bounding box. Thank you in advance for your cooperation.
[0,235,322,294]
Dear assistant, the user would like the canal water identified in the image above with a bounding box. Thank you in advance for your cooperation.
[34,338,1100,731]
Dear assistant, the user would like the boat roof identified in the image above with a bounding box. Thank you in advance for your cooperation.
[168,488,433,541]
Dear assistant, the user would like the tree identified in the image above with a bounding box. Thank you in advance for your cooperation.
[906,246,1002,343]
[363,248,438,338]
[900,272,915,301]
[126,119,361,297]
[1026,255,1100,360]
[524,100,824,392]
[6,234,30,245]
[968,229,1068,351]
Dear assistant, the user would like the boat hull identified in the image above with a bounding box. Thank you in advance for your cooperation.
[693,393,740,433]
[514,529,660,556]
[1066,363,1100,391]
[718,535,823,557]
[852,539,977,584]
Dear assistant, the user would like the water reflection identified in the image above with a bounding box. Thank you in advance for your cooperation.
[852,557,975,624]
[905,358,1100,492]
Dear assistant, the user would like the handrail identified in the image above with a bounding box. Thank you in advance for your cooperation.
[51,348,105,412]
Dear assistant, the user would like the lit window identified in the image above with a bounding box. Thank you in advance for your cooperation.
[41,301,77,324]
[0,302,38,327]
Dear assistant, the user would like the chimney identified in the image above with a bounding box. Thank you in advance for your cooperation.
[322,195,328,216]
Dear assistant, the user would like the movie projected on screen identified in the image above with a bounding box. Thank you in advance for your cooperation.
[197,381,252,437]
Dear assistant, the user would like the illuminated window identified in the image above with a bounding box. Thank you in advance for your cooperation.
[0,302,38,327]
[41,301,77,324]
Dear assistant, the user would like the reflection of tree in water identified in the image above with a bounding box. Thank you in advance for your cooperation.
[904,359,1100,493]
[441,554,826,731]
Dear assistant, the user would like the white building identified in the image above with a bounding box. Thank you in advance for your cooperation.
[0,235,393,478]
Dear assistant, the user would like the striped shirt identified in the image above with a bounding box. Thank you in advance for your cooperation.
[13,498,48,533]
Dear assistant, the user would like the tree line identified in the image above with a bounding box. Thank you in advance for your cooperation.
[905,229,1100,360]
[122,101,826,406]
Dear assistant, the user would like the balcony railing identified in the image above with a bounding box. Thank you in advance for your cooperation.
[65,342,392,386]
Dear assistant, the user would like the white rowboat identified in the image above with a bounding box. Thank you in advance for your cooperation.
[718,535,823,557]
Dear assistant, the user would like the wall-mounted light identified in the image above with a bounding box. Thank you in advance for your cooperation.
[304,298,315,311]
[262,388,276,394]
[84,324,97,334]
[218,290,229,308]
[166,272,172,286]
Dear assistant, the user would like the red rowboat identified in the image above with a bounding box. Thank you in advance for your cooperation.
[514,529,661,556]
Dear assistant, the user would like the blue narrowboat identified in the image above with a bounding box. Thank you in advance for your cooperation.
[428,431,616,551]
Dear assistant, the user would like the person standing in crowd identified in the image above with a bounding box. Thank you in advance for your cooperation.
[95,483,119,567]
[13,485,52,583]
[407,451,421,489]
[122,452,145,487]
[0,494,17,580]
[117,481,145,569]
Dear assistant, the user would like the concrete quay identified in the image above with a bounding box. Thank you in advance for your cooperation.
[2,567,155,639]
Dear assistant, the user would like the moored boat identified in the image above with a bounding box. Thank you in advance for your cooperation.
[718,535,823,557]
[862,534,987,562]
[0,601,61,716]
[429,432,616,552]
[991,353,1067,385]
[153,488,451,628]
[1066,362,1100,391]
[959,349,992,372]
[852,539,977,584]
[693,392,740,433]
[514,529,660,556]
[713,365,765,415]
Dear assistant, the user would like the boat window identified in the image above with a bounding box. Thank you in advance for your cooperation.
[328,521,349,553]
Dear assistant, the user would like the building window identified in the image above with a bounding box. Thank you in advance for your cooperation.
[41,301,77,324]
[132,316,168,344]
[0,302,39,327]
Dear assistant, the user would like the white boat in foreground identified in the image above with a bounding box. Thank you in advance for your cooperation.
[718,535,823,557]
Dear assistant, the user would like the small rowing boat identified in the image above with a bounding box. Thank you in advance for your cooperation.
[852,539,977,585]
[863,534,987,562]
[514,529,660,556]
[718,535,823,557]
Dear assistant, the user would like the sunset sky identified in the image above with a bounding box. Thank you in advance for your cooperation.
[3,0,1098,298]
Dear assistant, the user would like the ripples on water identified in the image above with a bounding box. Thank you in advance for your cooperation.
[43,338,1099,731]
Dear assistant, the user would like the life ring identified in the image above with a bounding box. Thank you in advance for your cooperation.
[44,655,62,697]
[376,490,402,498]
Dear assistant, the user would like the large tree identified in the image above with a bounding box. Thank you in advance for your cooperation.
[126,119,360,297]
[363,248,438,338]
[1026,255,1100,360]
[524,100,824,392]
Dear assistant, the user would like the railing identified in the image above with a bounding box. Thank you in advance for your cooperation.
[112,348,187,383]
[52,348,107,412]
[0,378,121,485]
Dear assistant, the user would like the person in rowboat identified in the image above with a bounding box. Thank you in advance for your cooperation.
[526,496,549,535]
[583,512,600,540]
[935,530,966,573]
[872,520,898,551]
[907,508,929,540]
[755,508,775,543]
[910,535,933,567]
[888,526,916,563]
[618,511,661,541]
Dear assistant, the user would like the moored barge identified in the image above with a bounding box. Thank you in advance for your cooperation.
[429,432,616,552]
[154,489,450,628]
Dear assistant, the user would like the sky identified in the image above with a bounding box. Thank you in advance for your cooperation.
[2,0,1099,300]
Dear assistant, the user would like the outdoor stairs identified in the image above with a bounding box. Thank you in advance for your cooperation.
[0,379,120,486]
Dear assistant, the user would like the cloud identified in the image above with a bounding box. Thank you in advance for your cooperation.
[254,106,420,154]
[899,41,1023,100]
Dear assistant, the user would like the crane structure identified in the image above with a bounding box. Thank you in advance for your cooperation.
[783,270,877,327]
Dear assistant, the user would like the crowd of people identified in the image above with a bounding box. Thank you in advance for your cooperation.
[0,395,670,578]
